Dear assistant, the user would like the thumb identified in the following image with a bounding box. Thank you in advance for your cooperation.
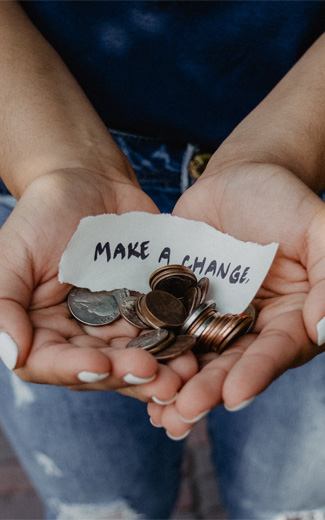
[0,220,33,370]
[303,207,325,347]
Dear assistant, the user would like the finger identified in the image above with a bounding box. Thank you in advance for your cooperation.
[304,208,325,346]
[160,403,192,441]
[222,310,311,409]
[165,351,199,384]
[16,332,158,389]
[173,343,245,421]
[147,402,164,427]
[0,223,34,369]
[116,363,182,403]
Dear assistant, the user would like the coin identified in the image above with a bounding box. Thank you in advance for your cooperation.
[240,303,257,332]
[140,290,188,329]
[183,285,202,315]
[111,288,131,304]
[197,277,209,303]
[180,300,216,334]
[126,329,170,350]
[68,287,120,326]
[154,335,196,361]
[149,265,197,298]
[119,296,150,329]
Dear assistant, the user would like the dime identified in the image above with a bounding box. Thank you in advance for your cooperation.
[154,335,196,361]
[126,329,169,350]
[147,331,176,353]
[68,287,120,326]
[119,296,150,329]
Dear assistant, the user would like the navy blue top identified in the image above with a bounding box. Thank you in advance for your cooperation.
[21,1,325,148]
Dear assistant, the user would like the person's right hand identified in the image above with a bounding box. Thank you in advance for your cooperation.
[0,169,198,403]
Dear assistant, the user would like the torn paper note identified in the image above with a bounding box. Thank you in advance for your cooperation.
[59,212,278,314]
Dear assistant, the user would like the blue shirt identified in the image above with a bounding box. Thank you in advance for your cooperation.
[21,1,325,148]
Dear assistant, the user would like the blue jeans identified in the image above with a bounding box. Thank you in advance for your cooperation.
[1,131,325,520]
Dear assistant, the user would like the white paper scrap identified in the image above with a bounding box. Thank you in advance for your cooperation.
[59,212,278,314]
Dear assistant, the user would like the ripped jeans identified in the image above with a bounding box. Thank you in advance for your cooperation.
[1,131,325,520]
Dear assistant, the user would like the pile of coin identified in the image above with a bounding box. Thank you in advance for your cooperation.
[180,300,254,354]
[67,264,256,360]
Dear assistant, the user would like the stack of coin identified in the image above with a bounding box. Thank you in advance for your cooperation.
[180,300,253,354]
[149,264,197,298]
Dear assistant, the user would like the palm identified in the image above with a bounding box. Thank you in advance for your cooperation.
[164,161,325,422]
[0,170,171,393]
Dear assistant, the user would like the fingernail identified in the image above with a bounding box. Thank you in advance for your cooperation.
[166,430,191,441]
[78,371,110,383]
[317,317,325,346]
[224,397,255,412]
[178,409,209,424]
[152,395,177,405]
[123,373,156,385]
[0,332,18,370]
[149,418,162,428]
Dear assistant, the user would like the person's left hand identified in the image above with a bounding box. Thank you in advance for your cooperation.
[147,160,325,438]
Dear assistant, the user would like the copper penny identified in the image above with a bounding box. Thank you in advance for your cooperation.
[141,290,187,328]
[154,335,196,361]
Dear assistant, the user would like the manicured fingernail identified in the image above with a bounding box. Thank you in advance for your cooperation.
[178,410,209,424]
[77,371,110,383]
[166,430,191,441]
[152,395,177,405]
[149,418,162,428]
[0,332,18,370]
[224,397,255,412]
[317,317,325,346]
[123,373,156,385]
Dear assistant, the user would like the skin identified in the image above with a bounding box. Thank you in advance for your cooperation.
[1,4,325,438]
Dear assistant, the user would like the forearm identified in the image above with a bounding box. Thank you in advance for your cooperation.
[209,33,325,193]
[0,1,135,199]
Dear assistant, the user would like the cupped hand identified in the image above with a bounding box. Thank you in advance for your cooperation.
[0,169,197,401]
[149,160,325,437]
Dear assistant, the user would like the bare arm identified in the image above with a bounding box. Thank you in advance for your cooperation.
[0,1,136,198]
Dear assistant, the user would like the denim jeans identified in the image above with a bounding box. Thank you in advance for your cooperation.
[1,131,325,520]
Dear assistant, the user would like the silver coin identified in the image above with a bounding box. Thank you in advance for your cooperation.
[111,288,130,304]
[68,287,120,326]
[179,300,216,335]
[126,329,170,350]
[119,296,150,329]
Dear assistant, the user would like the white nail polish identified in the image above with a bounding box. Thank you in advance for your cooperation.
[152,395,177,405]
[224,397,255,412]
[149,418,162,428]
[0,332,18,370]
[179,409,209,424]
[123,373,156,385]
[317,317,325,346]
[77,371,110,383]
[166,430,191,441]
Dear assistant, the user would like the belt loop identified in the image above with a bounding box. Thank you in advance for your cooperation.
[180,143,199,194]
